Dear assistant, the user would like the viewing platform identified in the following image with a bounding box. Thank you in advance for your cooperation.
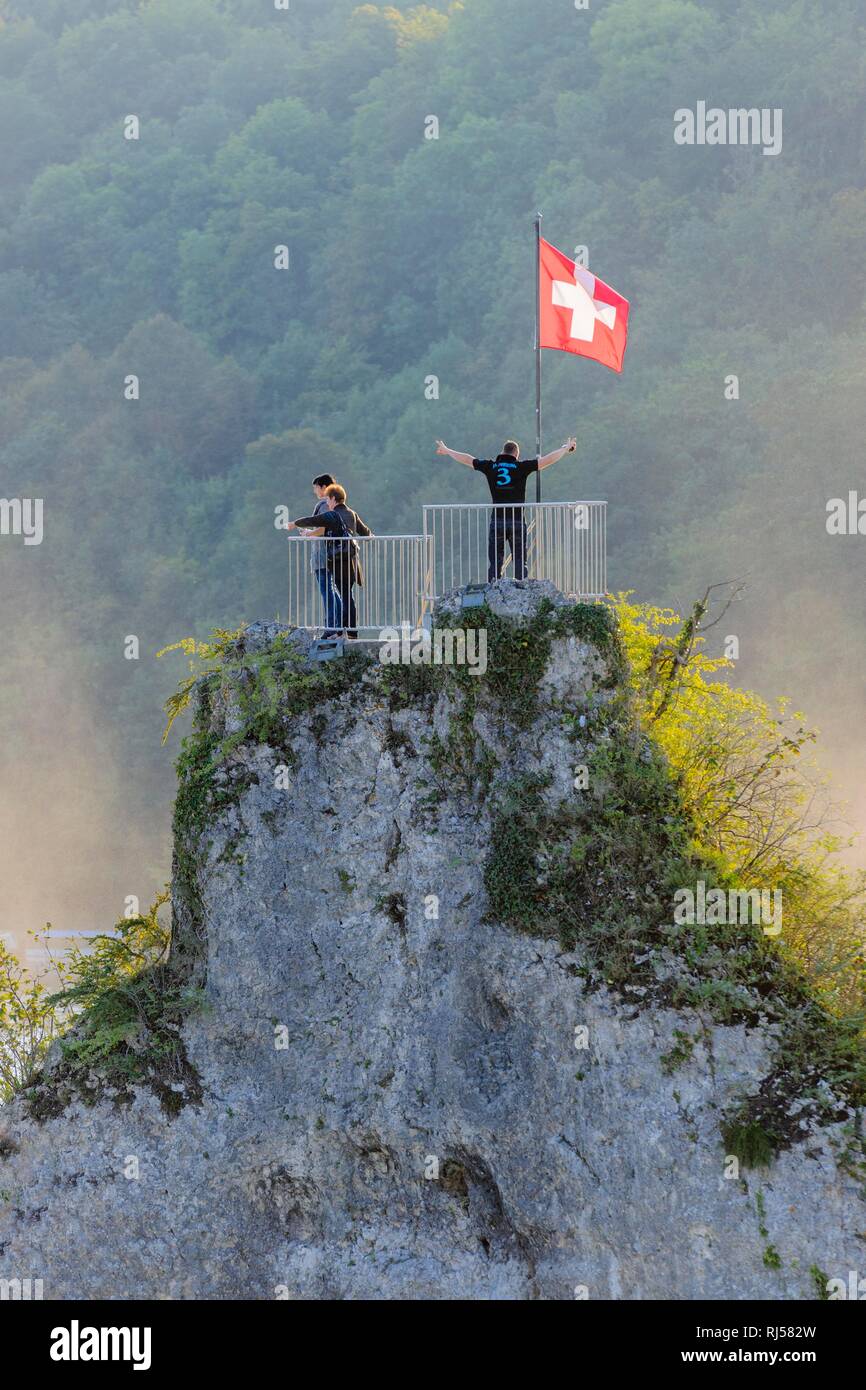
[286,499,607,637]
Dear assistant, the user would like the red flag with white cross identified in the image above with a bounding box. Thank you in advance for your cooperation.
[538,238,629,373]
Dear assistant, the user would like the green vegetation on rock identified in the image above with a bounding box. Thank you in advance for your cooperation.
[6,592,865,1172]
[20,892,205,1121]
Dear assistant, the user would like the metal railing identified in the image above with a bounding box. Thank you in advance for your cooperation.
[287,534,432,636]
[422,501,607,601]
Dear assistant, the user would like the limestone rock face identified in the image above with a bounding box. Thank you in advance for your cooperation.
[0,583,863,1300]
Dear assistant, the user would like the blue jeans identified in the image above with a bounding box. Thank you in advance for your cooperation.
[315,568,342,632]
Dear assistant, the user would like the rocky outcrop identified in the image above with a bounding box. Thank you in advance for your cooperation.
[0,582,863,1299]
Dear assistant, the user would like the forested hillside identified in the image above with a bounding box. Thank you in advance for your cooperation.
[1,0,865,943]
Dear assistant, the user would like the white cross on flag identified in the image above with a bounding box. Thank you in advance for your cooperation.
[539,238,629,373]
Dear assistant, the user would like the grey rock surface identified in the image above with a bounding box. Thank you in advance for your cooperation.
[0,583,863,1300]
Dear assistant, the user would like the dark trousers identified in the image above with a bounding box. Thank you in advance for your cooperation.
[488,509,527,581]
[329,556,358,637]
[315,567,341,633]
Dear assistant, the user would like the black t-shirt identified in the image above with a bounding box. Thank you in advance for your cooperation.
[473,454,539,503]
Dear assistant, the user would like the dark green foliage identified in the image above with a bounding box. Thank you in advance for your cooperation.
[483,775,558,934]
[389,602,624,813]
[442,599,624,726]
[382,722,417,764]
[36,962,204,1117]
[379,660,442,709]
[167,630,372,767]
[424,721,498,804]
[660,1029,699,1075]
[231,639,372,741]
[22,893,205,1121]
[382,600,621,805]
[810,1265,831,1300]
[722,1120,777,1171]
[484,732,694,978]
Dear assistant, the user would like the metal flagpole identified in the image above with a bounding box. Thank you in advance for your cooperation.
[534,211,543,503]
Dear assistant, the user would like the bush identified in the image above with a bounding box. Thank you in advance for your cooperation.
[2,892,205,1117]
[0,934,61,1103]
[615,593,866,1025]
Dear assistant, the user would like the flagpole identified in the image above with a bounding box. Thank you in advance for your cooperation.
[534,211,542,503]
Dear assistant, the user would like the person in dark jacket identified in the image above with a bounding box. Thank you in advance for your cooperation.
[288,484,373,638]
[300,472,341,631]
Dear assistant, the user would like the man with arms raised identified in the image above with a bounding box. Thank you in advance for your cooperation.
[435,436,576,582]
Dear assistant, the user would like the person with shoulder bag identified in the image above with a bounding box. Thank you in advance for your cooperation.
[288,484,373,639]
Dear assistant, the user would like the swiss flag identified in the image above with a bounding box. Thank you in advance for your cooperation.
[539,238,629,373]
